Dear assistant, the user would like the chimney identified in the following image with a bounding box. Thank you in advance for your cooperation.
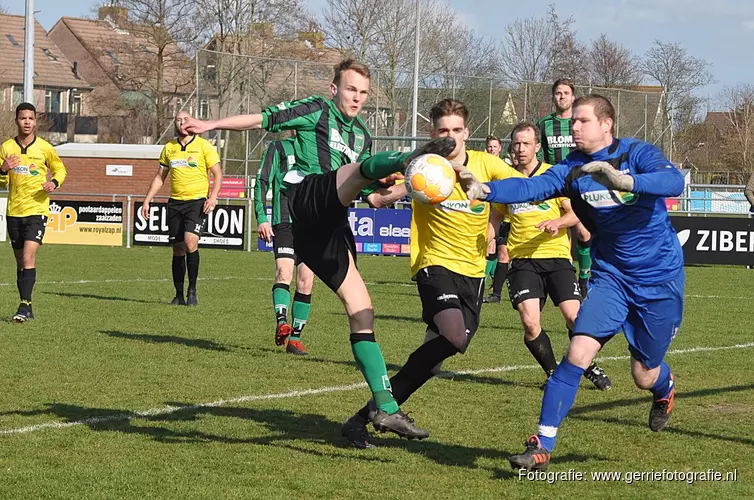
[72,61,79,79]
[298,31,324,49]
[98,6,128,25]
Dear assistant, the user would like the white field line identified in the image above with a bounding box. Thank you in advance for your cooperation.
[2,342,753,437]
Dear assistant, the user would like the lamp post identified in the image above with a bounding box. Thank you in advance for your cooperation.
[410,0,420,150]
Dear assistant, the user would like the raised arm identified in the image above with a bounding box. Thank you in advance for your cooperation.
[483,163,569,204]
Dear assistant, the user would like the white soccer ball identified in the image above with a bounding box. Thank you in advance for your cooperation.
[404,153,456,205]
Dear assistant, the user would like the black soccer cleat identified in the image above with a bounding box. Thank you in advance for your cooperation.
[583,364,612,391]
[401,137,457,170]
[12,302,34,323]
[649,376,675,432]
[371,409,429,440]
[482,294,501,304]
[341,413,376,449]
[170,295,186,306]
[509,435,552,471]
[578,277,589,299]
[186,289,198,307]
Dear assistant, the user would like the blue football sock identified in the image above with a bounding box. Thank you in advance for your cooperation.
[537,358,584,452]
[650,361,673,400]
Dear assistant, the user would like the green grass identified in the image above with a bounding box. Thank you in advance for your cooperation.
[0,246,751,499]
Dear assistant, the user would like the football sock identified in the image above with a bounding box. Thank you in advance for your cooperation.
[525,331,558,377]
[350,333,399,414]
[358,151,411,180]
[20,268,36,303]
[16,268,22,298]
[485,255,496,287]
[492,262,508,296]
[172,256,186,296]
[186,251,199,290]
[576,240,592,280]
[290,292,311,340]
[537,358,584,452]
[272,283,290,324]
[357,335,459,420]
[650,361,673,400]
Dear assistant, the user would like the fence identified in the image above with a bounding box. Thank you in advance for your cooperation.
[194,51,673,176]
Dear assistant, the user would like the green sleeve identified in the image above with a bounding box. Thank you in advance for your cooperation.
[254,142,279,224]
[536,118,545,162]
[261,95,325,133]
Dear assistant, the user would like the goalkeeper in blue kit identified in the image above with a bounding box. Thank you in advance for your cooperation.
[457,94,685,471]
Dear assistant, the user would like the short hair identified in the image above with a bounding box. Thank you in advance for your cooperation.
[333,59,370,86]
[430,98,469,126]
[574,94,616,133]
[16,102,36,119]
[510,122,539,143]
[552,78,575,95]
[486,135,501,146]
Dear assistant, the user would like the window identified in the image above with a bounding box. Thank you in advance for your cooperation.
[12,86,23,106]
[104,49,121,65]
[45,90,62,113]
[72,93,83,116]
[6,34,20,47]
[41,48,58,61]
[199,99,209,119]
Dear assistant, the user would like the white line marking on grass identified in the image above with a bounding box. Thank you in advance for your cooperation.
[686,294,753,300]
[2,342,753,437]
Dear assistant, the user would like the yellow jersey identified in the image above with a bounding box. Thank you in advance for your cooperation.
[410,150,519,278]
[493,162,572,260]
[0,136,67,217]
[159,136,221,201]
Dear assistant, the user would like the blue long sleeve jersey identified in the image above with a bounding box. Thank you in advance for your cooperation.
[484,138,685,285]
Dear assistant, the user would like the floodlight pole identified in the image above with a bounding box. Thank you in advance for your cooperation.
[410,0,421,150]
[24,0,35,104]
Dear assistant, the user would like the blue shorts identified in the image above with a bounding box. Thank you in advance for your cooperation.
[573,270,684,369]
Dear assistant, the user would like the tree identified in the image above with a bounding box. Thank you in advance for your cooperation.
[718,85,754,172]
[587,34,642,87]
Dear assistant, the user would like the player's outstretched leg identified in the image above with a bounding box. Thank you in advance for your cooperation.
[633,358,675,432]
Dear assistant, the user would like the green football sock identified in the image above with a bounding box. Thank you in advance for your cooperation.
[272,283,290,324]
[485,258,496,286]
[350,333,399,414]
[290,292,311,341]
[358,151,411,180]
[576,242,592,280]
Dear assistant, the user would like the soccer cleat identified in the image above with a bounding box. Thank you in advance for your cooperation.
[275,323,293,346]
[401,137,457,170]
[285,339,308,355]
[12,303,34,323]
[341,413,375,449]
[509,435,552,471]
[649,378,675,432]
[583,364,612,391]
[371,409,429,440]
[578,277,589,299]
[170,295,186,306]
[186,289,198,306]
[482,294,501,304]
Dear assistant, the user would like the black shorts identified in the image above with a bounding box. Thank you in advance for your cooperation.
[287,171,355,292]
[272,222,297,261]
[506,258,582,310]
[497,221,511,246]
[7,215,47,249]
[167,198,206,244]
[416,266,484,341]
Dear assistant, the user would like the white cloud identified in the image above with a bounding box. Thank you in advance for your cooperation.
[744,20,754,30]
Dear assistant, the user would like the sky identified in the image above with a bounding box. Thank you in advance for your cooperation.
[10,0,753,108]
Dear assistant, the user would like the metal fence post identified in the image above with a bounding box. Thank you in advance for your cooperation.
[126,195,132,249]
[616,90,621,137]
[488,79,493,135]
[644,93,648,142]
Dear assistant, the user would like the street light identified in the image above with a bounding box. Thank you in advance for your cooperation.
[410,0,420,150]
[24,0,35,103]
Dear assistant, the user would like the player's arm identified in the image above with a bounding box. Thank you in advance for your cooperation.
[365,181,408,209]
[483,163,568,204]
[745,172,754,210]
[254,144,278,243]
[202,141,223,214]
[44,147,67,193]
[488,207,504,253]
[536,198,579,236]
[141,160,170,220]
[0,147,15,188]
[536,119,545,162]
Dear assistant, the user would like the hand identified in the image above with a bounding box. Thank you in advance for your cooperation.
[257,222,274,243]
[536,219,561,236]
[1,154,20,173]
[182,117,211,135]
[203,196,217,214]
[581,161,634,191]
[402,137,456,170]
[450,161,490,200]
[379,172,404,186]
[141,202,151,221]
[42,181,57,193]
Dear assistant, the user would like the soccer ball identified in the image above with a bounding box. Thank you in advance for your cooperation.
[405,154,456,205]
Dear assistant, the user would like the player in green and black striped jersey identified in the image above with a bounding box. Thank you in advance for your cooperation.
[255,138,314,356]
[185,59,456,443]
[536,78,593,297]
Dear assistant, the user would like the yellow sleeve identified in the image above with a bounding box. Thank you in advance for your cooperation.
[203,140,221,168]
[0,143,6,164]
[159,145,170,169]
[493,203,508,217]
[47,145,67,187]
[487,155,518,181]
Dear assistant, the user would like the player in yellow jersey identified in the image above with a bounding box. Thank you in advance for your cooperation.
[0,103,67,322]
[142,111,223,306]
[342,99,519,448]
[489,122,611,390]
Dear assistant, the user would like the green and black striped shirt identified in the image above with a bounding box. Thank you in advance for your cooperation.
[261,95,372,189]
[536,113,575,164]
[254,139,296,226]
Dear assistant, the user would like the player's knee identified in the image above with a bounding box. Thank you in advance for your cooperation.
[275,264,294,284]
[522,321,540,341]
[347,306,374,332]
[184,240,199,253]
[631,363,657,390]
[172,243,186,256]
